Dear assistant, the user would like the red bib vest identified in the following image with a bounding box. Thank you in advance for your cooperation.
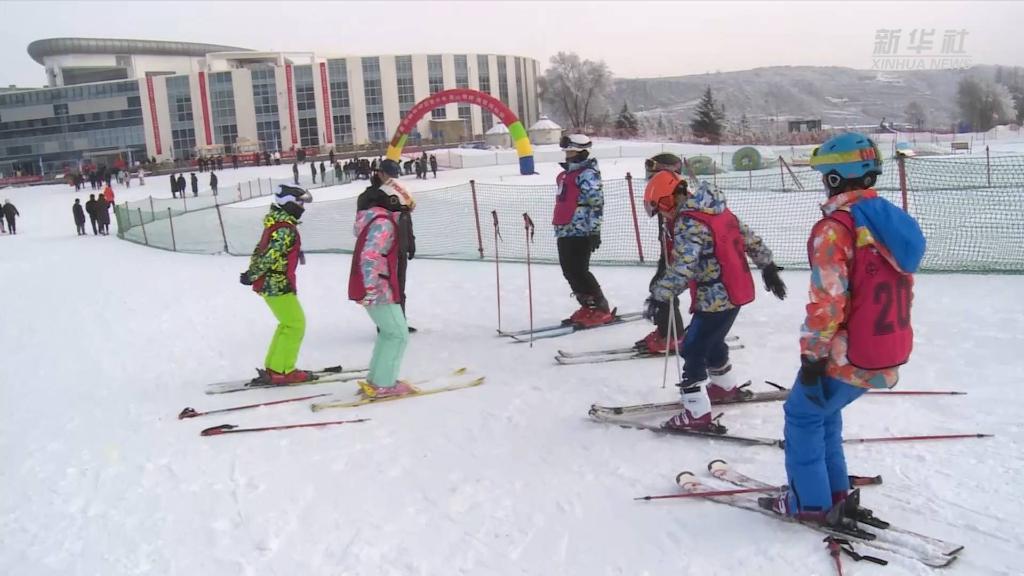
[814,210,913,370]
[348,214,401,302]
[252,221,300,294]
[682,210,755,310]
[552,168,584,226]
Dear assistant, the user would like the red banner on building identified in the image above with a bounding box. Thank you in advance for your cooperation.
[285,64,298,146]
[319,62,333,145]
[197,72,213,146]
[145,77,163,155]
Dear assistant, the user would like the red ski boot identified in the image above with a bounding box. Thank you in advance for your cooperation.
[662,379,726,433]
[268,369,317,385]
[635,330,681,354]
[706,363,751,403]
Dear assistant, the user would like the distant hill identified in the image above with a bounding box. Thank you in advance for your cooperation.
[550,65,1017,132]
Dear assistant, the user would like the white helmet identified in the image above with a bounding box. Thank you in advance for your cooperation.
[560,133,592,151]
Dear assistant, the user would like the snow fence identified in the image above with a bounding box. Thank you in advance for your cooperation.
[115,155,1024,273]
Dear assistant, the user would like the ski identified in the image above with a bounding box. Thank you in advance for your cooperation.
[708,460,964,558]
[498,312,644,342]
[200,418,370,436]
[557,335,741,358]
[310,373,485,412]
[673,469,955,569]
[179,393,330,419]
[205,365,368,395]
[555,342,744,365]
[589,382,789,416]
[588,409,780,446]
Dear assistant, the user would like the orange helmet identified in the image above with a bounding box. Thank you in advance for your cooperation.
[643,170,686,217]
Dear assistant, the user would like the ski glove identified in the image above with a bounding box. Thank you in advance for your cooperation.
[799,356,828,408]
[642,296,663,322]
[589,233,602,253]
[762,263,787,300]
[239,271,254,286]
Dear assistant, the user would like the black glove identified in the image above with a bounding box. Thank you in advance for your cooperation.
[799,356,828,408]
[589,233,601,253]
[239,271,254,286]
[642,296,663,322]
[762,263,787,300]
[408,249,415,260]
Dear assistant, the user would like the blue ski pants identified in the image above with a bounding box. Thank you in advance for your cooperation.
[783,373,866,513]
[681,308,740,381]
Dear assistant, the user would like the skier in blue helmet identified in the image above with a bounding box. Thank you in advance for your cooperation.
[761,132,926,532]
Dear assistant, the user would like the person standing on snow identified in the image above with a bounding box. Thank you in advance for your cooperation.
[73,198,86,236]
[170,173,178,198]
[292,162,300,185]
[349,179,415,399]
[102,183,115,206]
[429,155,438,178]
[2,200,20,234]
[553,133,612,327]
[762,133,925,529]
[319,161,326,184]
[95,194,110,235]
[240,185,315,385]
[190,172,199,197]
[643,171,786,433]
[209,172,218,196]
[85,194,98,235]
[634,153,687,355]
[310,162,318,184]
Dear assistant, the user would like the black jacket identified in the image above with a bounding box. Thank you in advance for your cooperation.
[190,174,199,192]
[398,211,415,260]
[2,203,18,219]
[85,199,97,218]
[73,203,86,224]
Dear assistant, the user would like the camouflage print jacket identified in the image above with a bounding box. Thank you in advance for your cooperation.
[652,182,774,312]
[245,207,300,297]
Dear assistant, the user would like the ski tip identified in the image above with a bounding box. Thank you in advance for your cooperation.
[200,424,237,436]
[764,380,787,391]
[707,459,729,473]
[178,407,198,419]
[675,471,697,487]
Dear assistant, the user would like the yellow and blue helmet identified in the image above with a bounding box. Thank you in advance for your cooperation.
[809,132,882,181]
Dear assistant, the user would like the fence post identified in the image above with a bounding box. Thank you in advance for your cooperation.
[779,158,785,191]
[167,207,177,251]
[215,203,229,253]
[523,213,536,348]
[258,177,262,196]
[469,179,484,259]
[248,181,253,199]
[182,192,187,211]
[625,173,645,263]
[149,195,155,219]
[268,178,272,195]
[137,207,149,245]
[986,145,991,187]
[492,210,502,332]
[897,154,909,213]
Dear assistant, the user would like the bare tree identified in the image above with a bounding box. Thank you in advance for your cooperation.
[540,52,612,131]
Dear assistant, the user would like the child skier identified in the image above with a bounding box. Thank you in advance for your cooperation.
[554,133,612,327]
[349,181,415,398]
[240,184,314,385]
[643,171,787,432]
[762,133,925,528]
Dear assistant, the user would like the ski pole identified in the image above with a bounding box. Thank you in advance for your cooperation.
[865,390,967,396]
[824,537,845,576]
[179,392,330,419]
[843,433,993,445]
[200,418,370,436]
[492,210,502,332]
[659,219,682,389]
[635,485,782,501]
[523,213,536,348]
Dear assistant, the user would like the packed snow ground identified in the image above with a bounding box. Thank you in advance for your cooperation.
[2,146,1024,576]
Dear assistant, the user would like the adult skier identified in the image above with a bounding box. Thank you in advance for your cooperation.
[240,185,315,385]
[761,133,925,527]
[554,133,612,327]
[349,179,415,398]
[635,153,686,354]
[643,171,787,432]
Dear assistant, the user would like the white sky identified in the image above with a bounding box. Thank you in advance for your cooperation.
[2,1,1022,87]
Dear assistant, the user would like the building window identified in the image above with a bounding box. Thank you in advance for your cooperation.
[166,75,196,159]
[251,67,280,152]
[298,117,319,147]
[327,59,350,110]
[515,57,525,123]
[497,56,509,106]
[256,120,281,152]
[172,128,196,159]
[209,72,237,150]
[332,113,353,145]
[454,55,471,135]
[477,55,493,132]
[293,65,318,147]
[428,54,444,119]
[366,111,386,143]
[395,55,415,119]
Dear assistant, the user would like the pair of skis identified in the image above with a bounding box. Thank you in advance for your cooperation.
[204,365,368,395]
[497,311,645,343]
[556,335,743,365]
[667,460,962,568]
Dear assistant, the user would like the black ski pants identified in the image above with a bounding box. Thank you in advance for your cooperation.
[557,236,604,304]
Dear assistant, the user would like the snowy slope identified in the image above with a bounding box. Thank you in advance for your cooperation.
[2,152,1023,576]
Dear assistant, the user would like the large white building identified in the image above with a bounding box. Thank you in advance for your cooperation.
[1,37,541,173]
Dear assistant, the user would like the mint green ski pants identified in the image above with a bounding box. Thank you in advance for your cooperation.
[263,294,306,373]
[366,303,408,387]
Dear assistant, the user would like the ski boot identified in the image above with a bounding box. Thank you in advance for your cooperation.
[707,363,751,403]
[267,369,317,385]
[758,490,876,539]
[574,296,615,328]
[635,330,681,354]
[662,377,727,433]
[834,489,890,529]
[358,380,417,399]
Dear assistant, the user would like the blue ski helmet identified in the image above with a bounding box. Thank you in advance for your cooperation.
[809,132,882,181]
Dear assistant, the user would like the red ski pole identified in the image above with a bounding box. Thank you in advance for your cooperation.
[635,485,782,501]
[824,537,845,576]
[492,210,502,332]
[178,393,330,419]
[844,433,993,445]
[200,418,370,436]
[523,213,536,348]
